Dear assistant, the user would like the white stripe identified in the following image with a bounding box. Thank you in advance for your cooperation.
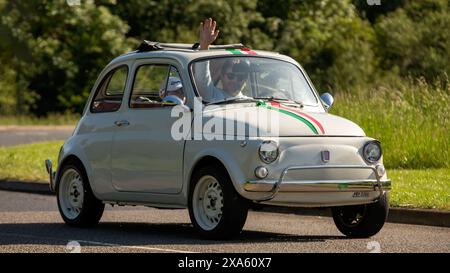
[0,231,196,253]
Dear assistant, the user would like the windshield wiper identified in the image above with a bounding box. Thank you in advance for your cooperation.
[254,96,289,101]
[254,96,304,108]
[205,97,257,106]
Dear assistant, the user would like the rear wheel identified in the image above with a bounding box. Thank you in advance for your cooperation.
[188,165,248,240]
[332,192,389,238]
[56,160,104,227]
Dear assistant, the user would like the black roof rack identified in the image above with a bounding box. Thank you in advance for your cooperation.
[136,40,248,52]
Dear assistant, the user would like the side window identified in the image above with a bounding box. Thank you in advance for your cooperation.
[130,64,186,109]
[91,66,128,113]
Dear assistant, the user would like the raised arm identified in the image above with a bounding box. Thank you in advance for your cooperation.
[199,18,219,50]
[195,18,221,101]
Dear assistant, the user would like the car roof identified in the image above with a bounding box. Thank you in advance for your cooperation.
[108,41,297,67]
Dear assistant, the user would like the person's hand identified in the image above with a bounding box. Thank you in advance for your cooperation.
[199,18,219,50]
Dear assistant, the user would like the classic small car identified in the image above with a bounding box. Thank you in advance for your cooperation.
[45,41,391,239]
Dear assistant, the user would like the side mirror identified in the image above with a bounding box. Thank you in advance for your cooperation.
[320,92,334,111]
[162,95,185,106]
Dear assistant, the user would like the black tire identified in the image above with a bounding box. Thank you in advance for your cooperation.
[332,192,389,238]
[188,164,249,240]
[56,160,104,227]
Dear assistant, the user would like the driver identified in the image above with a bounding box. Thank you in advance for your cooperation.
[196,18,250,102]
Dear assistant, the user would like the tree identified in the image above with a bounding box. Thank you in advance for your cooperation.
[276,0,377,92]
[0,0,133,115]
[106,0,272,49]
[374,0,450,81]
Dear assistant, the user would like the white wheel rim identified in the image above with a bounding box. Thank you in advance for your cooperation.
[192,175,224,231]
[59,168,84,220]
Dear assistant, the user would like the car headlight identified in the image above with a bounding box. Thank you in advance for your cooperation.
[259,140,279,164]
[363,141,382,163]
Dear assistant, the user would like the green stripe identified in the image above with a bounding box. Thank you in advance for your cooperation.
[257,101,318,134]
[226,49,243,54]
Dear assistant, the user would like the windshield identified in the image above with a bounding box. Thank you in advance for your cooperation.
[191,57,318,105]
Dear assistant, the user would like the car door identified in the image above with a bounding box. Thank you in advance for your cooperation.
[81,64,129,192]
[110,59,187,194]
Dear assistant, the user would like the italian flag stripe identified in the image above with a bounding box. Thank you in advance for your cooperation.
[256,101,319,135]
[241,48,257,55]
[270,102,325,134]
[227,49,243,54]
[226,48,257,55]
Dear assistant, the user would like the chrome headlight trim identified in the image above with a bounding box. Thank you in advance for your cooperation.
[259,140,279,164]
[363,140,382,163]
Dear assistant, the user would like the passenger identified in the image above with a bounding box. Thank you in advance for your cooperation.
[160,76,186,104]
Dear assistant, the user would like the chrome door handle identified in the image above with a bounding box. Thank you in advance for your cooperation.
[114,120,130,127]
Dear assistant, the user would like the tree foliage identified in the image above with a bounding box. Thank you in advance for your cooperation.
[0,0,132,115]
[374,0,450,81]
[0,0,448,115]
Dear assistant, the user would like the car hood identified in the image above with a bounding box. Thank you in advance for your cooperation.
[201,102,365,137]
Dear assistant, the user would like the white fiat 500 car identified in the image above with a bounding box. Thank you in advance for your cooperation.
[46,41,391,239]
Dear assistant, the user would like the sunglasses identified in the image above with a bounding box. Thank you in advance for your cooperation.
[226,73,247,81]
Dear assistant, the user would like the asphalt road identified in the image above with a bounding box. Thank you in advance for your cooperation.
[0,126,73,147]
[0,190,448,253]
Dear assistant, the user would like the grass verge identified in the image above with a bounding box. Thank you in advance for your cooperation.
[331,78,450,169]
[389,169,450,210]
[0,141,62,182]
[0,141,448,210]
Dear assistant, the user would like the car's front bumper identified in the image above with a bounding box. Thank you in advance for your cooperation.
[244,165,391,205]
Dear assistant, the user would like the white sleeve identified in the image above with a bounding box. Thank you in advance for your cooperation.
[195,61,216,102]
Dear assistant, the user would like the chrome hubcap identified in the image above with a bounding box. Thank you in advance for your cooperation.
[193,175,224,231]
[59,169,84,220]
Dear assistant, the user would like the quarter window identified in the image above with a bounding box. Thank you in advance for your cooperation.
[90,66,128,113]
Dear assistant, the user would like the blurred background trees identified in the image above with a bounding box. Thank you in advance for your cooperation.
[0,0,132,115]
[0,0,449,116]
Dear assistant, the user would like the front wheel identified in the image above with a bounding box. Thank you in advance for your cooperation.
[188,165,249,240]
[332,192,389,238]
[56,160,104,227]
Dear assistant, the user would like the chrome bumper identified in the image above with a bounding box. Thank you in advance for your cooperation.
[45,159,56,192]
[244,165,391,201]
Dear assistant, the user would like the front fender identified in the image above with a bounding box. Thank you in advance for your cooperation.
[184,139,265,200]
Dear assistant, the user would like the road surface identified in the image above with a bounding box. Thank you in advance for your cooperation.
[0,190,448,253]
[0,126,73,147]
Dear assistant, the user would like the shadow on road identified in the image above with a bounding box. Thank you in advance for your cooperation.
[0,222,344,248]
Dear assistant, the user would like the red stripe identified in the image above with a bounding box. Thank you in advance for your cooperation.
[270,102,325,134]
[241,48,257,55]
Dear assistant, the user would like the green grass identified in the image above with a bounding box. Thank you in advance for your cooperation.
[389,169,450,210]
[0,141,448,210]
[0,113,79,125]
[0,141,63,182]
[331,78,450,169]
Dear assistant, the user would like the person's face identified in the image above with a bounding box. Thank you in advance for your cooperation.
[221,68,247,96]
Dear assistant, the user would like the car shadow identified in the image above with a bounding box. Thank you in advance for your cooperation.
[0,222,345,249]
